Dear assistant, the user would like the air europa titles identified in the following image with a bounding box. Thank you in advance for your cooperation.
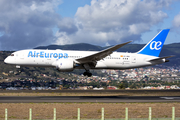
[28,51,68,59]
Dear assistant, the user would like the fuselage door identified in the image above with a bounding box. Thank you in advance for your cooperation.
[131,56,136,63]
[20,54,24,59]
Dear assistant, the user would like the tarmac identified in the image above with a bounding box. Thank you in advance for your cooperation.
[0,96,180,103]
[0,90,180,103]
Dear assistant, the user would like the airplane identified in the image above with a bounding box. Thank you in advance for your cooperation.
[4,29,173,77]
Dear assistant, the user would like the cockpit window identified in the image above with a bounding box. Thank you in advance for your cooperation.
[10,54,14,56]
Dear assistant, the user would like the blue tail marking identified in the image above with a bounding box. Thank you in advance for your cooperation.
[137,29,170,57]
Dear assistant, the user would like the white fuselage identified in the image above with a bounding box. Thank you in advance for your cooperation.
[4,49,164,70]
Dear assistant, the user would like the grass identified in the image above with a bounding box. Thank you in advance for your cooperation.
[0,91,179,119]
[0,103,179,119]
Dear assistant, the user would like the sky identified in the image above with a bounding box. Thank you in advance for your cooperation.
[0,0,180,50]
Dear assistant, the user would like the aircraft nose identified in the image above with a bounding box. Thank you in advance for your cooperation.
[4,57,10,64]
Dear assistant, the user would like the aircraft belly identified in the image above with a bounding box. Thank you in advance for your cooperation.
[15,57,53,67]
[95,59,155,70]
[96,60,130,69]
[95,61,107,69]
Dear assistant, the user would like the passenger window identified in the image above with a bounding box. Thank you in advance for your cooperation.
[10,54,14,56]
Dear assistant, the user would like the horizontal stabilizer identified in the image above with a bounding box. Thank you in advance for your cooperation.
[148,55,174,62]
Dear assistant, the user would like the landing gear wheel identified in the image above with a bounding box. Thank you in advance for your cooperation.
[83,71,92,77]
[87,72,92,77]
[83,72,87,76]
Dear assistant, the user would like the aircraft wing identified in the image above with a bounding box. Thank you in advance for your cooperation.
[148,55,174,62]
[76,41,132,63]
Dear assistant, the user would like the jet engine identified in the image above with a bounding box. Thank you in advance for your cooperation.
[55,59,75,72]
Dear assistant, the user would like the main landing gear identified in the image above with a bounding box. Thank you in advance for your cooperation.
[83,70,92,77]
[83,64,93,77]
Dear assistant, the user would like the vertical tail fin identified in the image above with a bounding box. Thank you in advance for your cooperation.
[137,29,170,57]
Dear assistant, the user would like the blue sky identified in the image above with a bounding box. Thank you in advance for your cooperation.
[57,0,180,44]
[57,0,92,18]
[0,0,180,50]
[141,0,180,44]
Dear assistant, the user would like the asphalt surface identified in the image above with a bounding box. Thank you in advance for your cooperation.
[1,96,180,103]
[1,89,180,93]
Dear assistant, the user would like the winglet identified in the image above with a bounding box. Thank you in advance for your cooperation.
[137,29,170,57]
[109,41,132,52]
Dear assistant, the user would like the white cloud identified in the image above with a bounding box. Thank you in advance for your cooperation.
[173,12,180,28]
[55,0,172,46]
[55,32,71,45]
[0,0,62,50]
[0,0,175,50]
[58,18,78,35]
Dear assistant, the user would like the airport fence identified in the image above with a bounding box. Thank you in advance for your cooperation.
[2,107,180,120]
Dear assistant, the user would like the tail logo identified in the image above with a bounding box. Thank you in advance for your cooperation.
[137,29,170,57]
[150,41,162,50]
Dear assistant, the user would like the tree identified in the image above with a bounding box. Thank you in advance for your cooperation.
[64,84,69,89]
[118,83,125,89]
[129,84,136,89]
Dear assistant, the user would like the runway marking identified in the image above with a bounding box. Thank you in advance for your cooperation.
[40,97,80,100]
[160,97,180,100]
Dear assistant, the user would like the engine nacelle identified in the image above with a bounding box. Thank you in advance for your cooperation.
[55,59,74,72]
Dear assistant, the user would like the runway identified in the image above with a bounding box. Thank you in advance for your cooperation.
[1,89,180,93]
[0,96,180,103]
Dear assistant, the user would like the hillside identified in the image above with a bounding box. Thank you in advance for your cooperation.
[35,43,103,51]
